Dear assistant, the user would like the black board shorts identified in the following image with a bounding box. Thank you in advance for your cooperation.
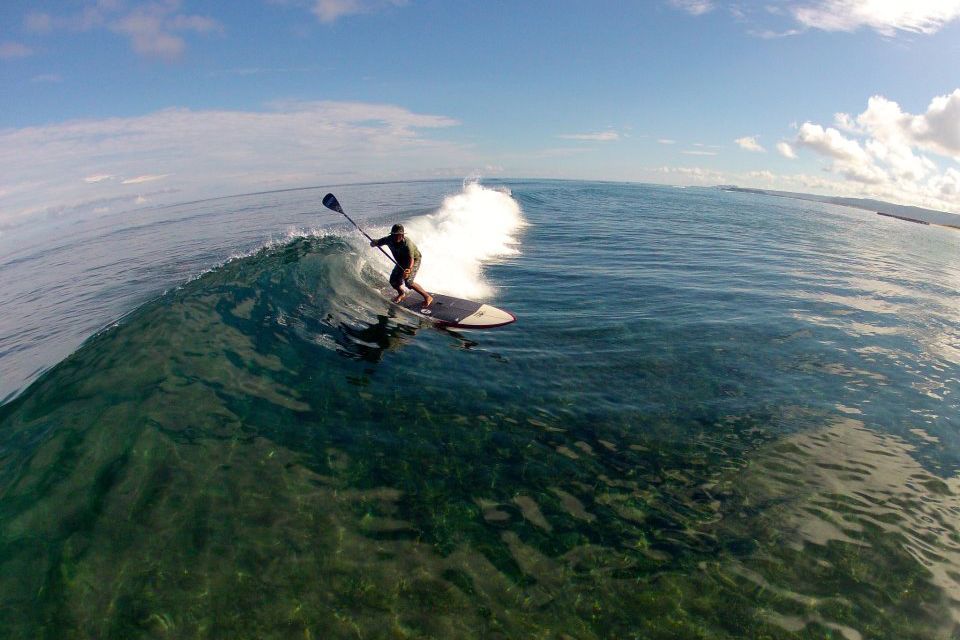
[390,262,420,289]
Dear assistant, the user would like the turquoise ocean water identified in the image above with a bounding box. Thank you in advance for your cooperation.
[1,180,959,638]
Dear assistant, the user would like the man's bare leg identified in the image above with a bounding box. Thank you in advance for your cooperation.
[409,282,433,306]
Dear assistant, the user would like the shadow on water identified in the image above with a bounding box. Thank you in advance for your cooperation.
[337,314,419,363]
[337,317,480,365]
[0,236,957,639]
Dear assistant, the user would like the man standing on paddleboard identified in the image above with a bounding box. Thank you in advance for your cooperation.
[371,224,434,307]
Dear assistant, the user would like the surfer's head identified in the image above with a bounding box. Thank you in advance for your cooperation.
[390,224,404,238]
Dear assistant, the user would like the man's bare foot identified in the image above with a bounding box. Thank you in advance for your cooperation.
[423,294,434,307]
[392,292,407,303]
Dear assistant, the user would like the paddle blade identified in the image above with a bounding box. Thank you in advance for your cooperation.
[322,193,344,214]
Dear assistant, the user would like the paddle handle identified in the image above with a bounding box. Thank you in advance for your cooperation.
[322,193,399,267]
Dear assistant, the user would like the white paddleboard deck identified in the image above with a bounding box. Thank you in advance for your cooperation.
[384,290,516,329]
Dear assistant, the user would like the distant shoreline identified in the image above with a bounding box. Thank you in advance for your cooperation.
[720,186,960,231]
[875,211,928,226]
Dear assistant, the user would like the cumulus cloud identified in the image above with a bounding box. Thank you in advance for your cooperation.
[797,123,868,163]
[777,141,798,159]
[791,89,960,210]
[832,90,960,161]
[0,101,467,229]
[24,1,222,61]
[931,168,960,197]
[735,136,766,152]
[558,131,620,141]
[923,92,960,154]
[796,122,889,183]
[846,93,957,185]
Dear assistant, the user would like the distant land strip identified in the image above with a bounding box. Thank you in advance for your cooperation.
[876,211,929,225]
[720,186,960,231]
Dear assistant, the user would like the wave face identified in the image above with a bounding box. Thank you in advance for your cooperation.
[1,180,959,638]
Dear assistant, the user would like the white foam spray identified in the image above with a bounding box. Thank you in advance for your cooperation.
[370,182,525,300]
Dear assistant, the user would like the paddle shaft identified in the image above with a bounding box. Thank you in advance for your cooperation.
[322,193,399,268]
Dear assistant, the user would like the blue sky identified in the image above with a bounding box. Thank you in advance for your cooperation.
[2,0,960,228]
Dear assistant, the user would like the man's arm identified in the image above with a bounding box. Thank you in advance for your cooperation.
[404,240,416,274]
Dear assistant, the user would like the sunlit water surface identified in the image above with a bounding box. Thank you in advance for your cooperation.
[1,180,959,639]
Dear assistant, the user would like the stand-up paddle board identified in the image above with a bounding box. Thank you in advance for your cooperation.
[385,289,516,329]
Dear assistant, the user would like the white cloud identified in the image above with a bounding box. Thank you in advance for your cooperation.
[647,164,900,197]
[24,2,222,61]
[735,136,766,152]
[121,174,170,185]
[874,90,960,159]
[920,91,960,156]
[796,123,866,162]
[865,138,936,181]
[0,42,33,59]
[312,0,407,23]
[796,122,889,184]
[113,16,186,59]
[674,1,960,38]
[750,28,804,38]
[777,142,798,159]
[314,0,363,22]
[655,165,727,182]
[0,101,466,229]
[791,89,960,210]
[931,168,960,196]
[658,139,677,145]
[668,0,716,15]
[790,0,960,35]
[834,112,859,132]
[834,91,960,162]
[84,174,116,184]
[683,150,718,156]
[558,131,620,141]
[111,3,223,61]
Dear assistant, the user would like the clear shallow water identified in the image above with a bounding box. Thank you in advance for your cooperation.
[1,180,959,638]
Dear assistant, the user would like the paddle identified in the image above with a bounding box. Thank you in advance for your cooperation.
[322,193,399,267]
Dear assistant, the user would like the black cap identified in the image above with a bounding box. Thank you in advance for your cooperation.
[391,224,404,234]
